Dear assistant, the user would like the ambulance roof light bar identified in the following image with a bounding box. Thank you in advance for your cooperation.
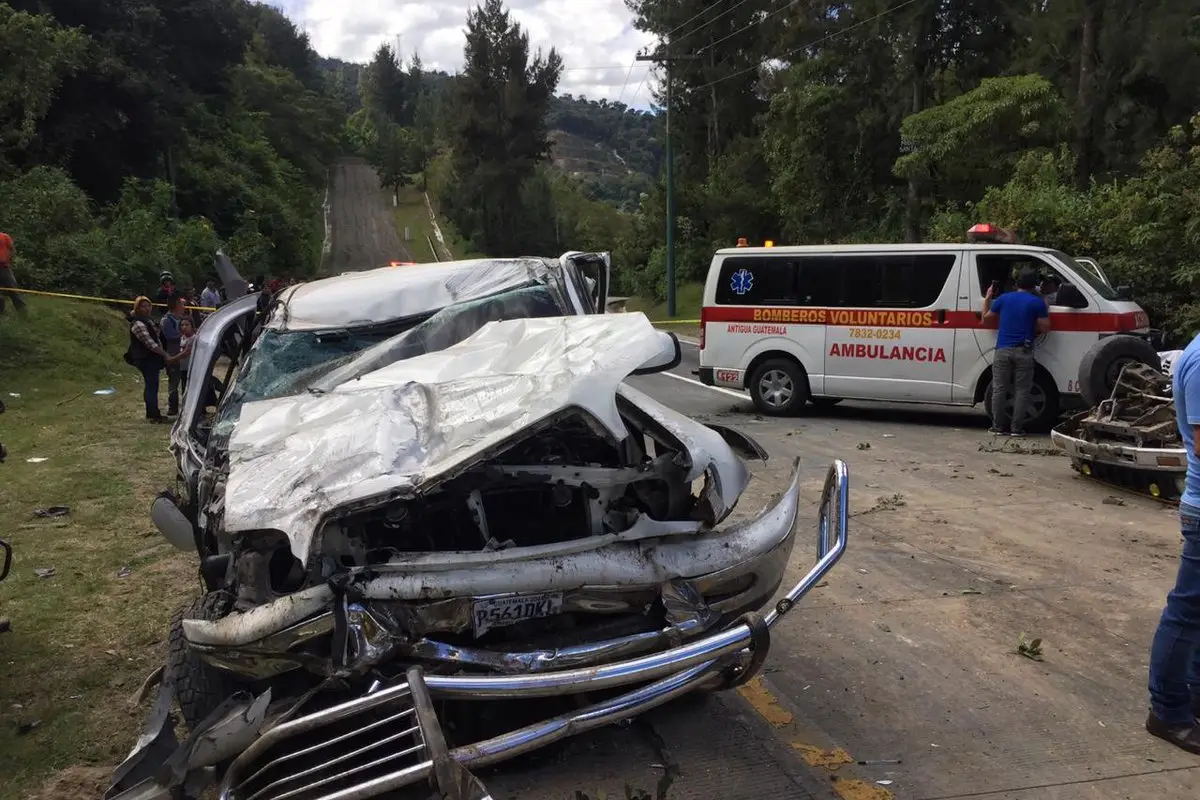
[736,237,749,247]
[966,223,1021,244]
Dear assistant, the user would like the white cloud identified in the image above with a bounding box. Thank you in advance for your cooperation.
[275,0,660,107]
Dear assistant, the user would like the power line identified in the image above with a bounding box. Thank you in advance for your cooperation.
[694,0,800,56]
[673,0,755,44]
[559,63,640,72]
[663,0,731,41]
[614,62,637,105]
[627,67,651,106]
[689,0,922,92]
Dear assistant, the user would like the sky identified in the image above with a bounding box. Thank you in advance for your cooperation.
[274,0,661,108]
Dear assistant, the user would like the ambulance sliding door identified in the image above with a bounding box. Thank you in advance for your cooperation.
[821,253,958,402]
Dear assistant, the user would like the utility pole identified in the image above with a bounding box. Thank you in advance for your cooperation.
[637,44,697,318]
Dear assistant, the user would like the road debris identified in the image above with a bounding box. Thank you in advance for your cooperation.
[33,567,55,579]
[33,506,70,518]
[856,493,906,516]
[1017,633,1044,661]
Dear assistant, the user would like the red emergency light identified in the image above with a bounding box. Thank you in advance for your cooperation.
[966,223,1020,244]
[388,260,417,267]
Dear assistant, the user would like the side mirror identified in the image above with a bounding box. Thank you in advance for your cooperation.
[1053,283,1088,309]
[632,331,682,376]
[1115,284,1134,301]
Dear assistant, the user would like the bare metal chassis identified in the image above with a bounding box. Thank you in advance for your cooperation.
[108,460,849,800]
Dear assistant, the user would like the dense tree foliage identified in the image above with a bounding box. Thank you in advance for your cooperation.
[0,1,343,298]
[617,0,1200,340]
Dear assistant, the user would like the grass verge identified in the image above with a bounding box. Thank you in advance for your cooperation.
[626,282,704,340]
[0,298,193,800]
[392,184,484,263]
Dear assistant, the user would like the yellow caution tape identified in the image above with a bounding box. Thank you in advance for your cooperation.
[2,286,217,312]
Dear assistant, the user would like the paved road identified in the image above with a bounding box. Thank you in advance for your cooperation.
[325,157,412,273]
[320,170,1198,797]
[617,339,1197,799]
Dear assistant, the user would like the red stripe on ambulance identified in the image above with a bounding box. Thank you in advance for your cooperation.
[702,306,1149,333]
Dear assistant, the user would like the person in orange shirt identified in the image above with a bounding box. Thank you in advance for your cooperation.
[0,231,27,313]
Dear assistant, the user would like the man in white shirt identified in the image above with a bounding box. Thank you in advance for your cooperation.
[200,280,222,311]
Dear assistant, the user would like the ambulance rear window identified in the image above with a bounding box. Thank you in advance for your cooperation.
[715,257,799,305]
[716,253,955,308]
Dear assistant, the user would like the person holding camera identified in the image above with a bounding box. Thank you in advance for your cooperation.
[982,269,1051,436]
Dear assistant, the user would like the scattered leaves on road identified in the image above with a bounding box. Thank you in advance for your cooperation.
[1017,633,1045,661]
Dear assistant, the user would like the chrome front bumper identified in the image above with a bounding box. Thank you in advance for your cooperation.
[1050,426,1187,472]
[108,460,849,800]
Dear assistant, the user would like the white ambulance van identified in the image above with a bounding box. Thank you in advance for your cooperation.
[697,226,1159,430]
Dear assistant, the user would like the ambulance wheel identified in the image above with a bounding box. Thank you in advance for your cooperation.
[1077,336,1160,407]
[983,372,1059,433]
[748,358,810,416]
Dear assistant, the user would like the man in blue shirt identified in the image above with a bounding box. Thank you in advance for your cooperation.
[1147,332,1200,754]
[982,269,1051,435]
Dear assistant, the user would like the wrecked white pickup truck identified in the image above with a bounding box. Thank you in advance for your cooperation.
[107,253,850,800]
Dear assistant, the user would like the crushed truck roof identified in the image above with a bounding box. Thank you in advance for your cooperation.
[266,258,564,332]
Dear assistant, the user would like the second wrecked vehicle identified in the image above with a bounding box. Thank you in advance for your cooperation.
[109,253,850,800]
[1052,360,1187,501]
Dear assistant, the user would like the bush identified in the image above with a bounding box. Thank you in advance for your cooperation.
[0,167,220,300]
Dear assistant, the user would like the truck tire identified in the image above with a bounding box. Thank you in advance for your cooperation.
[167,592,244,731]
[1078,336,1161,407]
[983,371,1060,433]
[748,358,810,416]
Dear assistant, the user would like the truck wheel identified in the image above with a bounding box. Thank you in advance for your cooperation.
[748,358,810,416]
[983,372,1060,433]
[168,592,245,731]
[1077,336,1161,407]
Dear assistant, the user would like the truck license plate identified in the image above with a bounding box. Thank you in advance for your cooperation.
[472,592,563,636]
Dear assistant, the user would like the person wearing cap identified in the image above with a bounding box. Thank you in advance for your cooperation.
[982,268,1051,436]
[153,272,177,316]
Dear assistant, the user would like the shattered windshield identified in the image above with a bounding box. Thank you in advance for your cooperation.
[213,283,567,436]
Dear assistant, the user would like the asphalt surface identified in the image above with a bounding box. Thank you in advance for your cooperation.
[324,157,412,273]
[490,337,1199,799]
[326,165,1198,798]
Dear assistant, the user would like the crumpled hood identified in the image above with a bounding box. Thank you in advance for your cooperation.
[225,314,674,561]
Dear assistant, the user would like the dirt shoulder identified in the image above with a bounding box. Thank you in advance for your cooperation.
[0,300,193,800]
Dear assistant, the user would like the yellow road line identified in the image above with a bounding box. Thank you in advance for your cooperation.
[736,676,895,798]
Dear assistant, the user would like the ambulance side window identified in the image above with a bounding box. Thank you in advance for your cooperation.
[976,253,1083,307]
[808,254,955,308]
[715,257,799,305]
